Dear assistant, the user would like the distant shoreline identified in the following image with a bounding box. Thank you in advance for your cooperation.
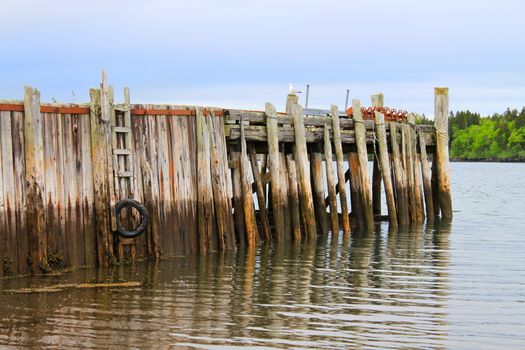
[451,158,525,163]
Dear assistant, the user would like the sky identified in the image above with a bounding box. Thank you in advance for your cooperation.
[1,0,524,117]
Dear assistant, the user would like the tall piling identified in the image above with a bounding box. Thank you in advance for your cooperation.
[434,87,453,219]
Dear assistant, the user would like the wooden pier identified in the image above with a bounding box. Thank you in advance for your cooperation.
[0,73,452,276]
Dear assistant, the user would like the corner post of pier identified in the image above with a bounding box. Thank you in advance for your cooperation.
[434,87,453,219]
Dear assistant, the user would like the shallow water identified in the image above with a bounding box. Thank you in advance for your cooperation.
[1,163,524,349]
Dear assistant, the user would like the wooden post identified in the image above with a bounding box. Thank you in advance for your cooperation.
[90,86,115,267]
[231,150,246,246]
[434,87,453,219]
[352,99,374,230]
[311,144,328,234]
[196,107,213,253]
[292,104,317,240]
[266,103,284,241]
[209,115,230,250]
[374,111,398,227]
[323,127,339,235]
[348,151,363,227]
[418,129,434,222]
[23,86,50,273]
[409,114,425,223]
[286,154,302,241]
[371,94,383,217]
[403,115,416,222]
[331,105,351,235]
[248,145,271,241]
[240,118,257,246]
[390,123,409,225]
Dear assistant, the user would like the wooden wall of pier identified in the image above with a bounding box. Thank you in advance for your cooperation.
[0,75,452,277]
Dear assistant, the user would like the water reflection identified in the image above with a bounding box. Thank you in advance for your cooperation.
[0,223,451,349]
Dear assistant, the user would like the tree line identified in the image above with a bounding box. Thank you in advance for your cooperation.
[416,107,525,161]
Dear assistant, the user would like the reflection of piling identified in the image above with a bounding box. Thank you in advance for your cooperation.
[0,73,450,275]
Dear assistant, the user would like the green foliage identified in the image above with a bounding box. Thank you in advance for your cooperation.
[450,107,525,160]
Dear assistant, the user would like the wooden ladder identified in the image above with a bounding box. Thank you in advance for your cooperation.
[111,87,137,262]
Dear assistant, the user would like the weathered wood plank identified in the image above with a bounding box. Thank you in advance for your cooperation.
[331,105,351,236]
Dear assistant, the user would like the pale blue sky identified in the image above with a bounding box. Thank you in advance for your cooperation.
[1,0,524,117]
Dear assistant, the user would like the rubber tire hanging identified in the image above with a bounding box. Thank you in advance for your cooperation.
[115,199,149,238]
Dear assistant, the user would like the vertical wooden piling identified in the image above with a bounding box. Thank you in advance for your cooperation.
[330,105,351,236]
[240,118,257,247]
[90,87,114,266]
[352,99,374,230]
[23,86,50,273]
[286,154,302,241]
[434,87,453,219]
[292,104,317,240]
[231,150,246,246]
[209,115,231,250]
[390,123,409,225]
[249,146,271,241]
[418,130,434,222]
[409,113,425,223]
[402,119,416,222]
[311,144,328,234]
[371,94,384,217]
[348,151,363,227]
[374,111,398,227]
[1,111,18,275]
[266,103,285,241]
[323,127,339,235]
[196,107,214,253]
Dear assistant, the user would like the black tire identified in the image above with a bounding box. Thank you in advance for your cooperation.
[115,199,149,238]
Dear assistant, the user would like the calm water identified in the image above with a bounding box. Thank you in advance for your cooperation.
[1,163,524,349]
